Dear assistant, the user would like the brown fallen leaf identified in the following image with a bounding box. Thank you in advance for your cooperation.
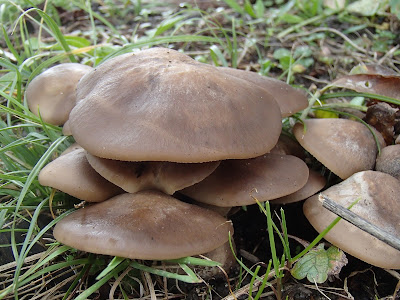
[331,74,400,100]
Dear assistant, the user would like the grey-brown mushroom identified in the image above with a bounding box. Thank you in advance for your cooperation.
[271,169,326,204]
[375,144,400,180]
[293,118,384,179]
[218,66,309,117]
[26,63,93,125]
[303,170,400,269]
[68,48,282,163]
[39,148,123,202]
[53,190,234,260]
[181,153,309,207]
[86,153,220,195]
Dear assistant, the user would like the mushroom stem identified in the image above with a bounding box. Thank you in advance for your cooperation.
[319,194,400,251]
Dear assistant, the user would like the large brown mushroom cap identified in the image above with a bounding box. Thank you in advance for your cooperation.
[38,148,123,202]
[181,153,309,207]
[218,67,309,117]
[69,48,282,162]
[26,63,93,125]
[303,171,400,269]
[86,153,220,195]
[293,118,384,179]
[53,190,234,260]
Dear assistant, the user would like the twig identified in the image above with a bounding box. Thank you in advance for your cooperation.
[0,252,45,272]
[319,194,400,251]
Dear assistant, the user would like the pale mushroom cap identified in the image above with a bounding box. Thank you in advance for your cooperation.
[86,153,220,195]
[53,190,234,260]
[303,171,400,269]
[69,48,282,162]
[375,144,400,180]
[218,67,309,117]
[181,153,309,207]
[271,169,326,204]
[293,118,384,179]
[38,148,123,202]
[26,63,93,125]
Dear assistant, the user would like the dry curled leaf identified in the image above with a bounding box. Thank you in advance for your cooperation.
[364,102,398,145]
[331,74,400,100]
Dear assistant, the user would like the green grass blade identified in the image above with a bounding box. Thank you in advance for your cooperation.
[280,208,291,261]
[254,260,272,300]
[1,26,22,65]
[61,263,92,300]
[165,256,221,267]
[74,260,130,300]
[264,201,282,278]
[130,260,201,283]
[10,135,67,261]
[96,256,126,280]
[222,0,246,15]
[248,265,260,299]
[319,91,400,106]
[18,7,76,63]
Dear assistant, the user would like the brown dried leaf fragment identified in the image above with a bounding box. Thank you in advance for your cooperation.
[331,74,400,99]
[364,102,398,145]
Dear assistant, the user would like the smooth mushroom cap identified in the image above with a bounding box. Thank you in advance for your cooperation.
[218,67,309,117]
[269,134,306,159]
[26,63,93,125]
[38,148,123,202]
[293,118,384,179]
[86,153,220,195]
[181,153,309,207]
[375,144,400,180]
[271,169,326,204]
[303,171,400,269]
[69,48,282,162]
[53,190,234,260]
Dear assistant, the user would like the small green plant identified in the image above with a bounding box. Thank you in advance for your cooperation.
[230,196,354,300]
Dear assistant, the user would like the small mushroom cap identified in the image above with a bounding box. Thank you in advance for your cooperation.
[269,134,306,159]
[53,190,234,260]
[181,153,309,207]
[303,171,400,269]
[271,169,326,204]
[38,148,123,202]
[375,144,400,180]
[26,63,93,125]
[293,118,384,179]
[86,153,220,195]
[69,48,282,162]
[218,67,309,117]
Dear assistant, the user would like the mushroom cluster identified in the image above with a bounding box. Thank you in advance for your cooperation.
[30,47,400,273]
[292,118,400,268]
[33,47,317,263]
